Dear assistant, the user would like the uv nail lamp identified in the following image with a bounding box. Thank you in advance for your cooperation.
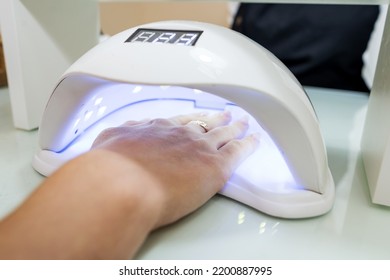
[33,21,335,218]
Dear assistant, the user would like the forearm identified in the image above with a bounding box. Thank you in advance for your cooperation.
[0,112,258,259]
[0,150,163,259]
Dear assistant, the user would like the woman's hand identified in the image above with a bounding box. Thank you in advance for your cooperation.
[91,111,260,227]
[0,111,259,259]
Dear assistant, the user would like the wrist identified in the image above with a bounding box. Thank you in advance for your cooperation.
[82,149,165,227]
[60,149,166,257]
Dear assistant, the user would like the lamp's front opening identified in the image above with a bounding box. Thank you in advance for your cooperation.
[55,80,302,195]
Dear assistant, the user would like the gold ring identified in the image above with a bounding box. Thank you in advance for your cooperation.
[189,120,209,132]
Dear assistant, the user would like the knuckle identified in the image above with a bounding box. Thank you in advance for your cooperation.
[173,125,192,135]
[151,118,173,126]
[97,127,120,138]
[224,139,242,154]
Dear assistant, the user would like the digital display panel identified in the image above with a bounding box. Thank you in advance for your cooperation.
[125,28,203,46]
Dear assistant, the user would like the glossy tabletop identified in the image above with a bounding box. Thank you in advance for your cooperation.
[1,86,389,259]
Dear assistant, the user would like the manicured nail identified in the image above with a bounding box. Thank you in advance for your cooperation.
[220,110,231,118]
[238,115,249,125]
[217,111,232,122]
[251,132,261,142]
[240,115,249,123]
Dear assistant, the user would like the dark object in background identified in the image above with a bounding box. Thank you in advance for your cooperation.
[0,35,7,87]
[232,4,379,93]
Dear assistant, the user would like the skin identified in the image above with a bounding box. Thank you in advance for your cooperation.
[0,111,259,259]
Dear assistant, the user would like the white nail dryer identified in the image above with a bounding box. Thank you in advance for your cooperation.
[32,21,335,218]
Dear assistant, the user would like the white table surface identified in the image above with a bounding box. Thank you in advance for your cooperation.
[1,85,389,259]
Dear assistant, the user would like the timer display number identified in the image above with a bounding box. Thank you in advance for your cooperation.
[125,28,203,46]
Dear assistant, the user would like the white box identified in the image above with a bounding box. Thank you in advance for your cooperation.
[361,7,390,206]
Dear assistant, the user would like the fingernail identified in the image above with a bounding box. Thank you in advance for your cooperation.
[221,110,231,117]
[218,111,232,122]
[238,115,249,125]
[252,133,261,142]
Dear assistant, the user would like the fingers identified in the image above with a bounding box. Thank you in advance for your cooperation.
[178,112,260,172]
[169,112,210,125]
[172,111,232,132]
[117,112,255,152]
[207,116,250,149]
[196,111,232,130]
[219,133,261,173]
[187,120,209,133]
[119,111,233,133]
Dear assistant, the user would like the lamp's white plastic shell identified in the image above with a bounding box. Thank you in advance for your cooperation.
[33,21,335,218]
